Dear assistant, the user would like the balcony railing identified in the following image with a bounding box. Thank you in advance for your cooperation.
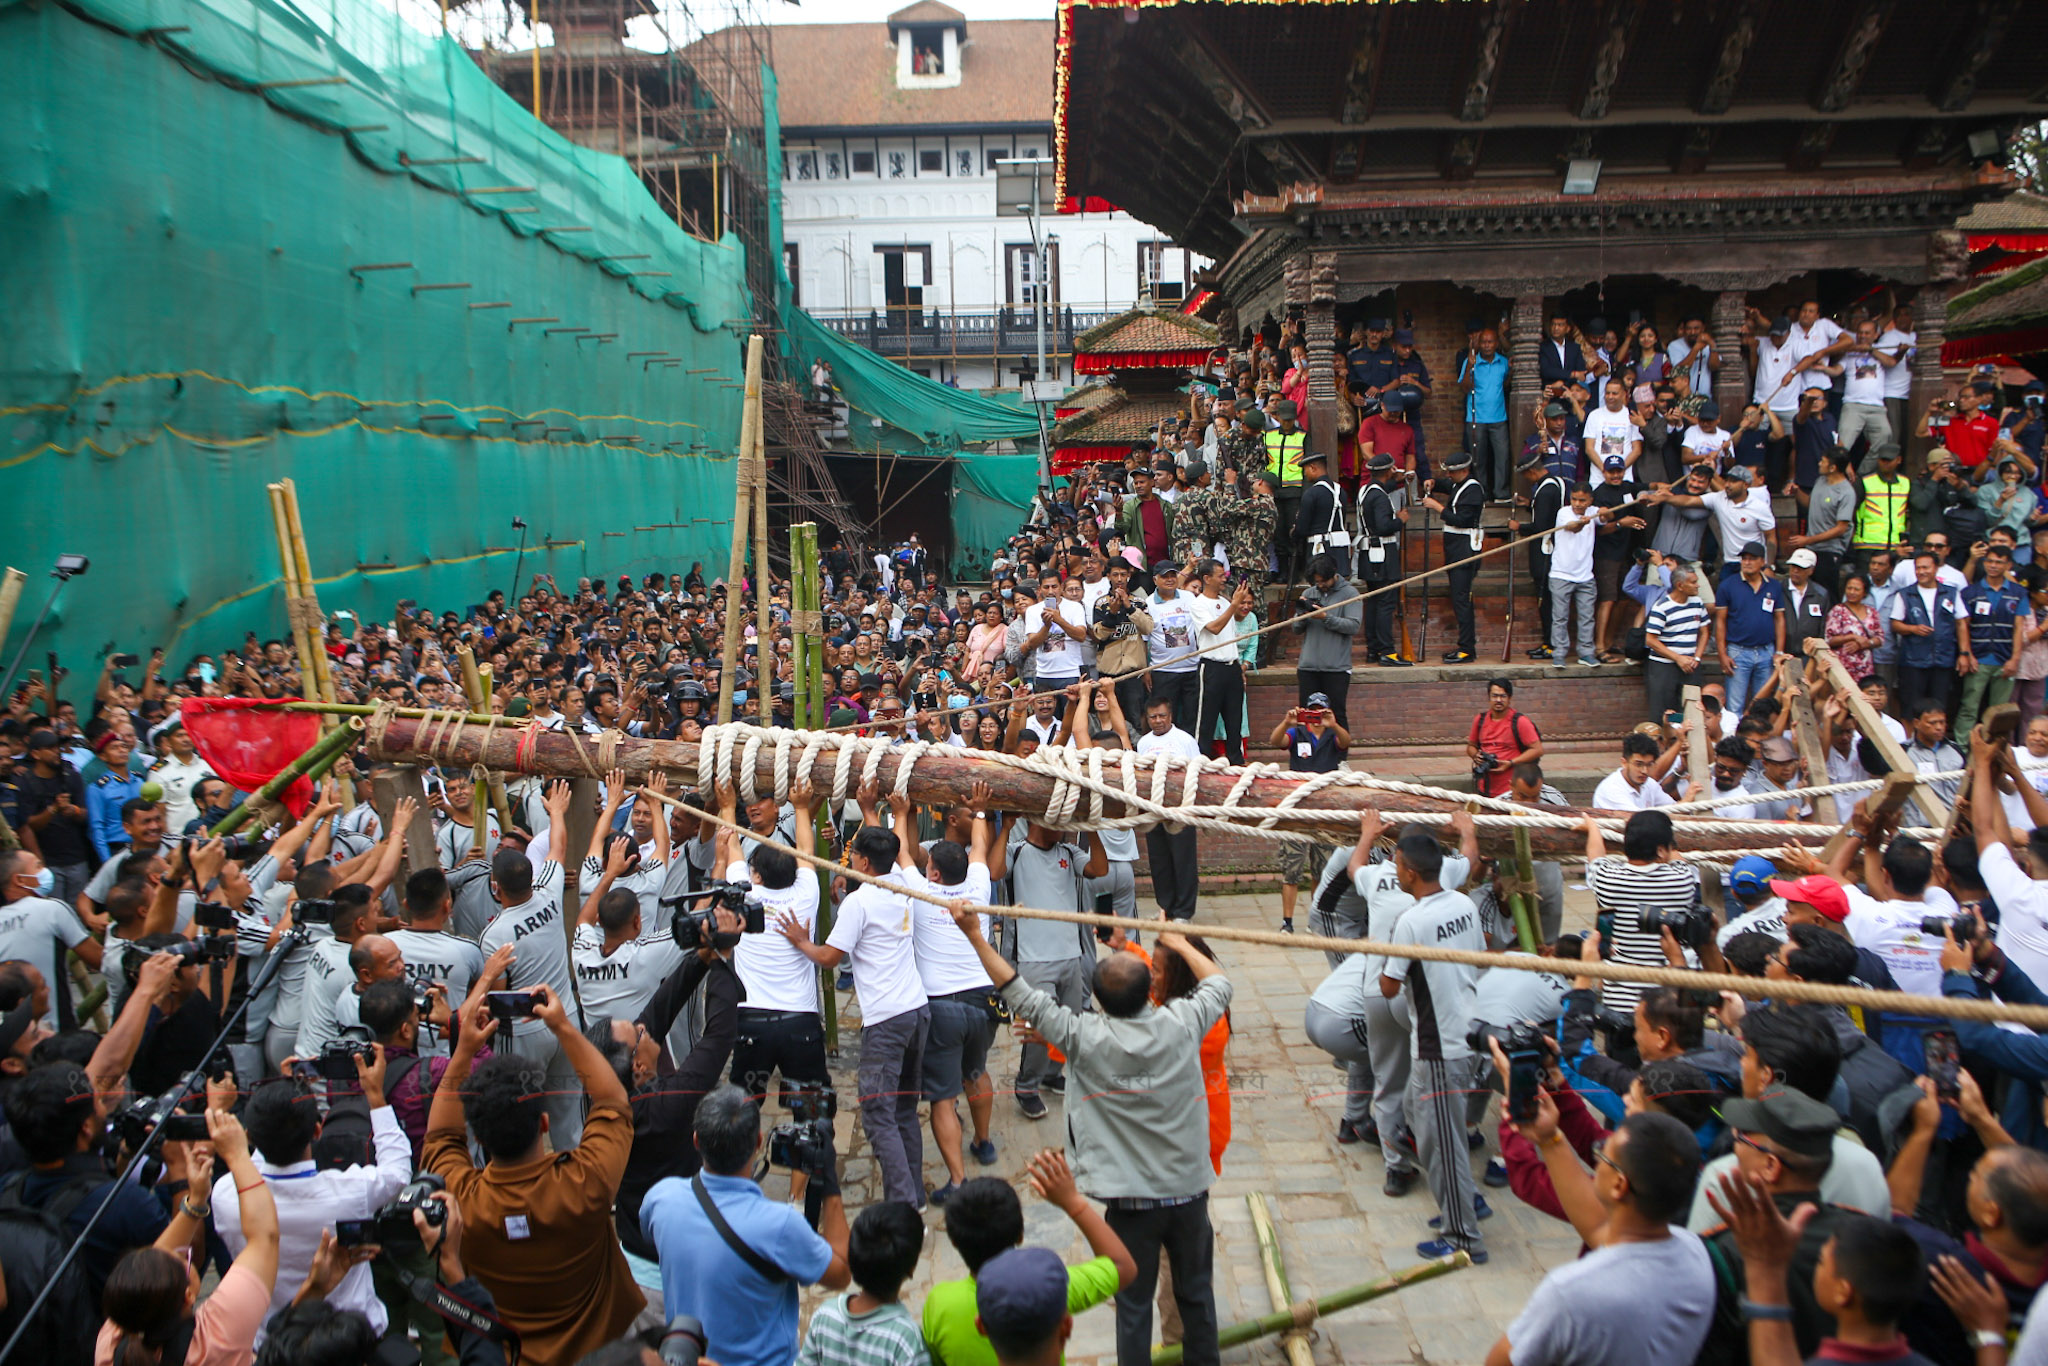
[806,306,1119,361]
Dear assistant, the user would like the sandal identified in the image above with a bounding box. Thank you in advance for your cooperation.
[1597,651,1627,664]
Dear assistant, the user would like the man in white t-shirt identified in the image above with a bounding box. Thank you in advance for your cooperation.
[1136,697,1204,920]
[572,837,690,1024]
[1023,576,1088,719]
[1784,299,1848,398]
[1749,313,1802,421]
[1678,404,1735,474]
[1642,462,1774,579]
[1548,484,1606,666]
[1591,731,1677,812]
[1144,562,1202,733]
[779,786,930,1206]
[1580,378,1642,479]
[1837,318,1895,468]
[1875,303,1917,450]
[723,780,831,1106]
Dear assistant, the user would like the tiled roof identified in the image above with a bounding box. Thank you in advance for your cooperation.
[1073,307,1219,355]
[1949,255,2048,337]
[889,2,966,27]
[1053,388,1187,444]
[766,19,1052,130]
[1960,192,2048,233]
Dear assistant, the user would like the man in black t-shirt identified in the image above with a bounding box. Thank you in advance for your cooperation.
[1268,698,1351,932]
[15,730,91,903]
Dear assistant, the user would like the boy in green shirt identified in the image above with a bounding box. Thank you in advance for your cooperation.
[921,1150,1138,1366]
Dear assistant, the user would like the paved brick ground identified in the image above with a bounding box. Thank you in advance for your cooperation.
[779,886,1602,1366]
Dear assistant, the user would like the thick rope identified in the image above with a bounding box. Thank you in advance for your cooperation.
[648,788,2048,1032]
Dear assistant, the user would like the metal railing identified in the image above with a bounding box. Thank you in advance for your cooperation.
[806,305,1119,360]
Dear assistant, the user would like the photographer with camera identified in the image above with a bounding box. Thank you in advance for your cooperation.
[640,1084,852,1366]
[1267,698,1350,934]
[1465,679,1544,801]
[425,983,644,1365]
[215,1043,414,1340]
[714,779,829,1111]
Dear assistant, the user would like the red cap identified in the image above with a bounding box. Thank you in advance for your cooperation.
[92,731,126,753]
[1769,875,1848,923]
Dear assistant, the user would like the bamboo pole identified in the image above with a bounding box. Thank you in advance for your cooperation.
[718,336,765,725]
[1246,1194,1315,1366]
[455,645,515,832]
[266,486,320,708]
[1151,1255,1471,1366]
[753,369,772,683]
[1507,826,1540,952]
[279,479,338,710]
[0,567,27,662]
[793,523,838,1053]
[205,718,364,837]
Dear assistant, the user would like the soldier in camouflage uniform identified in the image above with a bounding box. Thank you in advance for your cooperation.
[1226,468,1279,601]
[1221,408,1269,474]
[1171,460,1229,564]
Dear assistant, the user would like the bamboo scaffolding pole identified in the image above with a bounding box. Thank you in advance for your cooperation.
[1150,1255,1471,1366]
[718,336,765,725]
[455,645,515,832]
[279,479,338,711]
[266,486,321,713]
[792,523,838,1052]
[753,363,771,679]
[1246,1194,1315,1366]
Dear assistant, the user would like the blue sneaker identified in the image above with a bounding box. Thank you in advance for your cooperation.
[1416,1238,1487,1265]
[970,1138,999,1166]
[1483,1157,1510,1188]
[930,1182,961,1207]
[1427,1197,1494,1229]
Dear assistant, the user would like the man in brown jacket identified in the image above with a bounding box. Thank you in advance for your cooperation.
[425,984,642,1365]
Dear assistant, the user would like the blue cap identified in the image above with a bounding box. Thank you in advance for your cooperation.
[976,1248,1070,1352]
[1730,855,1776,898]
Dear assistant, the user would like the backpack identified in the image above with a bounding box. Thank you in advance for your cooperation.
[0,1170,106,1366]
[313,1052,422,1171]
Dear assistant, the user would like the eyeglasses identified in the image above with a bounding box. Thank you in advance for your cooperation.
[1730,1130,1773,1160]
[1590,1139,1622,1175]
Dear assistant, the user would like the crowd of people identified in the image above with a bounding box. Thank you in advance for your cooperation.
[7,291,2048,1366]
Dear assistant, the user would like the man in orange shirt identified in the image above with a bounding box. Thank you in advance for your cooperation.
[425,984,644,1364]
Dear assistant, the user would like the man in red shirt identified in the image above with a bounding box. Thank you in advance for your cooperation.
[1465,677,1545,797]
[1931,379,2006,473]
[1359,388,1421,479]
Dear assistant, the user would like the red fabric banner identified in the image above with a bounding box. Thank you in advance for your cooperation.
[179,698,322,816]
[1073,348,1213,374]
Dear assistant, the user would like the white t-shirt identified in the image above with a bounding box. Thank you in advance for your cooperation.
[1136,726,1204,764]
[1581,405,1640,479]
[1843,886,1947,996]
[825,882,927,1026]
[1188,592,1242,663]
[1701,487,1775,558]
[1718,900,1790,947]
[1590,767,1673,812]
[1754,337,1800,412]
[384,928,485,1059]
[1146,592,1201,672]
[1785,317,1846,391]
[1682,425,1735,471]
[572,923,688,1023]
[898,862,995,996]
[1980,841,2048,990]
[729,860,823,1014]
[1026,600,1086,681]
[0,896,90,1028]
[1888,560,1968,593]
[1841,347,1886,406]
[1548,509,1599,583]
[1876,328,1916,399]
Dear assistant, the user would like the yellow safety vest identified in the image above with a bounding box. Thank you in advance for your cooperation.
[1264,429,1308,484]
[1853,471,1908,549]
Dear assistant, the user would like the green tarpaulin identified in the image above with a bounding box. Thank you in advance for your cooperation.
[1,0,749,669]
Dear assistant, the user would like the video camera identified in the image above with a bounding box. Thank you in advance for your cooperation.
[293,898,340,925]
[1638,905,1713,951]
[1921,914,1979,943]
[158,936,235,967]
[1467,1020,1547,1055]
[191,901,238,932]
[767,1081,837,1176]
[662,880,765,952]
[660,1315,709,1366]
[110,1087,210,1149]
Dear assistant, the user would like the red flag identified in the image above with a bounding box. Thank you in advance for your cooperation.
[179,698,322,817]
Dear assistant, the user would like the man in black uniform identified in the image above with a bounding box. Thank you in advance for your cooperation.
[1292,449,1351,580]
[1510,450,1569,660]
[1423,449,1486,663]
[1357,453,1409,667]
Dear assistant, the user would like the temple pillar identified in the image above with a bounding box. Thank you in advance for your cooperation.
[1712,290,1750,422]
[1305,250,1342,468]
[1910,228,1969,470]
[1508,292,1544,454]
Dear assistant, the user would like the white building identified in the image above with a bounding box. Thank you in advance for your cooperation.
[775,1,1204,391]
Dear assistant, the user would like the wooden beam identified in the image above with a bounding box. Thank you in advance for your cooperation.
[1804,640,1950,825]
[1684,685,1712,796]
[1816,0,1899,113]
[1244,93,2048,139]
[1338,7,1386,124]
[1458,0,1517,123]
[1698,0,1766,116]
[1786,682,1838,826]
[1577,0,1644,122]
[370,767,438,880]
[1937,0,2022,113]
[1822,770,1917,865]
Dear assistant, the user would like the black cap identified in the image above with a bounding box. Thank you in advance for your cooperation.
[1366,453,1395,472]
[1740,539,1768,559]
[1721,1091,1840,1157]
[976,1248,1070,1351]
[1441,450,1472,469]
[1301,449,1329,469]
[1696,399,1721,421]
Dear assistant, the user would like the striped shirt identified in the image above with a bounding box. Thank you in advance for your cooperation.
[797,1295,928,1366]
[1586,855,1702,1013]
[1645,594,1709,658]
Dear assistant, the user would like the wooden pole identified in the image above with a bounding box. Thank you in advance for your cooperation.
[1150,1255,1470,1366]
[1507,826,1540,952]
[793,523,838,1053]
[278,479,338,710]
[1804,640,1950,824]
[1246,1194,1315,1366]
[718,336,765,725]
[1683,684,1711,791]
[0,567,27,662]
[1786,681,1839,826]
[370,766,439,880]
[355,714,1832,859]
[753,369,772,681]
[266,486,321,713]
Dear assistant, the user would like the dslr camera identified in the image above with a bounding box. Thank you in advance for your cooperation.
[339,1173,449,1249]
[293,898,340,925]
[156,936,235,968]
[1638,905,1712,951]
[1467,1020,1546,1054]
[1921,914,1978,943]
[664,881,766,952]
[318,1039,378,1082]
[1471,750,1500,790]
[767,1081,838,1176]
[111,1087,210,1149]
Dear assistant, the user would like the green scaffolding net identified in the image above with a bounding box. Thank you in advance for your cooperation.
[0,0,750,670]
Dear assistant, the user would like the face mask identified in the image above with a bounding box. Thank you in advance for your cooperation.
[25,868,53,897]
[196,662,217,684]
[1000,588,1013,599]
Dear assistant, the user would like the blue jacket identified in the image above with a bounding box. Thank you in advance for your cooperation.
[1944,955,2048,1150]
[1896,581,1964,670]
[84,770,142,863]
[1962,578,2027,664]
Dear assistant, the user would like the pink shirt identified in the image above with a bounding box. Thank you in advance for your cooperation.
[97,1262,272,1366]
